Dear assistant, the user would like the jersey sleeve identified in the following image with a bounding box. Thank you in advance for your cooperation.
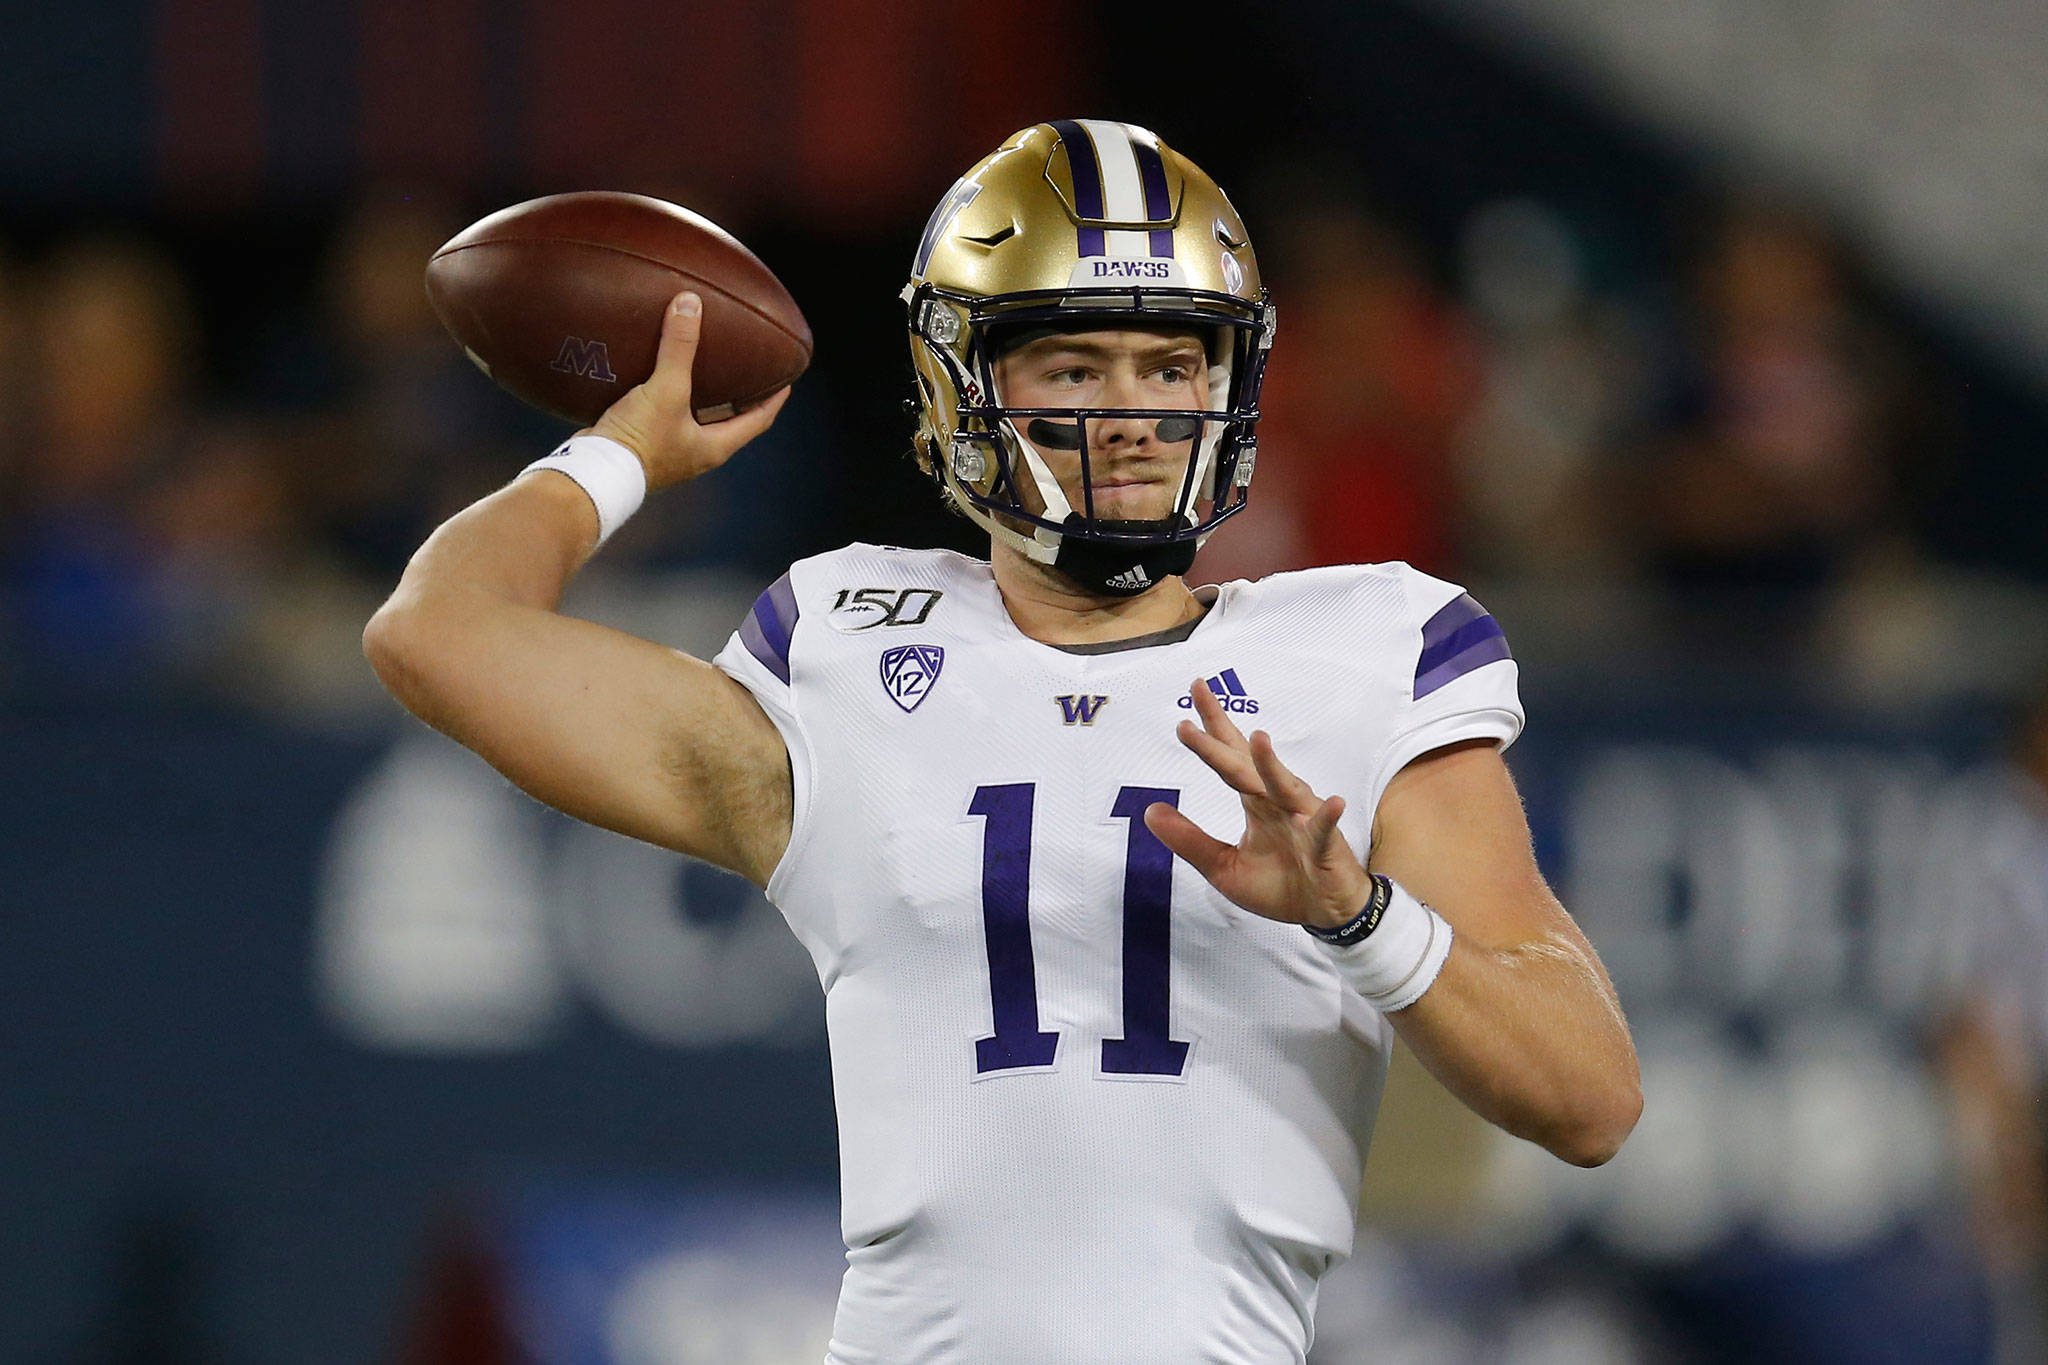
[1367,565,1525,806]
[711,566,816,900]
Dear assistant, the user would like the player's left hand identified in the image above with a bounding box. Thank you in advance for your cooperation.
[1145,679,1372,931]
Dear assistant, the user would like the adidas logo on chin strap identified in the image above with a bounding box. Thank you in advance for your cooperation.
[1104,565,1152,591]
[1178,667,1260,714]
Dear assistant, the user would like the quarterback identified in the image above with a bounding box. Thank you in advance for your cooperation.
[365,121,1640,1363]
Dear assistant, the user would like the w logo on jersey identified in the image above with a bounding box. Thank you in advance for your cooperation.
[549,335,617,382]
[880,645,944,712]
[1055,694,1109,725]
[1177,668,1259,714]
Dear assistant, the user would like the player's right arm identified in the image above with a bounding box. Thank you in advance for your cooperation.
[362,291,795,885]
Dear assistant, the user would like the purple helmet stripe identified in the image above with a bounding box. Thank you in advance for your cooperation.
[1051,119,1106,257]
[739,571,798,684]
[1132,139,1175,258]
[1414,594,1510,699]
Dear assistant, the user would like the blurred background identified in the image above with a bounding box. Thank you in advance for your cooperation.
[6,0,2048,1360]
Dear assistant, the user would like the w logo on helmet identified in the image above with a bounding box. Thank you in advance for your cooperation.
[549,335,617,382]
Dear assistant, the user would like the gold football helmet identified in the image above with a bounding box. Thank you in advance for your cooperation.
[905,120,1273,594]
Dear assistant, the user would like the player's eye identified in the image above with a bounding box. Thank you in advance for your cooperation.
[1157,365,1190,384]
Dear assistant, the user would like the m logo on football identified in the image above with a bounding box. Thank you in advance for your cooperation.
[549,335,617,382]
[880,645,944,713]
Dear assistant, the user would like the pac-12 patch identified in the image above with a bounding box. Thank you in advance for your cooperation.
[880,645,945,712]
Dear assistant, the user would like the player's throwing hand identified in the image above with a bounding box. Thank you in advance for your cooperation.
[590,291,791,491]
[1145,679,1375,931]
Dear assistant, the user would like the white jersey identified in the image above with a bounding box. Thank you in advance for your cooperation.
[713,545,1523,1364]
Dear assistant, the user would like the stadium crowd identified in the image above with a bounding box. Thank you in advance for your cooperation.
[0,187,1990,709]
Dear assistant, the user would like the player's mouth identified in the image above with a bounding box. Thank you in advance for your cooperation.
[1090,457,1177,486]
[1089,473,1165,500]
[1085,479,1176,521]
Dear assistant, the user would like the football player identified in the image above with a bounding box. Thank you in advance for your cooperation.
[365,120,1640,1363]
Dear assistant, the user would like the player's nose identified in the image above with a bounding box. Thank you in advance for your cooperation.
[1089,380,1156,448]
[1090,412,1151,448]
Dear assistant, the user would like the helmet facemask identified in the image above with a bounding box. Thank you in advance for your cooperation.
[908,282,1272,596]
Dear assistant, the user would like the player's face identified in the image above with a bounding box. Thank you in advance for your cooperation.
[993,327,1210,522]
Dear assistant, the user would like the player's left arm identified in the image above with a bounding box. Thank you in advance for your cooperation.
[1147,681,1641,1167]
[1365,737,1641,1167]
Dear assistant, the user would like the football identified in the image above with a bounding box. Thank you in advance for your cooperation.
[424,192,812,425]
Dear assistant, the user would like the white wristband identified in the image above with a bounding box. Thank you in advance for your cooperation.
[522,435,648,546]
[1310,876,1455,1012]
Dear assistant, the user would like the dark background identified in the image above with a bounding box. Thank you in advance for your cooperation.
[6,2,2047,1360]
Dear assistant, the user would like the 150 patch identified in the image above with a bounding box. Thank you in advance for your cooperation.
[828,587,944,631]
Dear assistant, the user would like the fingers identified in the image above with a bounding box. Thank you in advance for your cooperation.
[1188,677,1247,746]
[1249,730,1322,817]
[596,294,794,483]
[643,291,703,410]
[1306,794,1346,860]
[1144,802,1234,879]
[1177,718,1265,798]
[1177,680,1321,817]
[701,385,791,454]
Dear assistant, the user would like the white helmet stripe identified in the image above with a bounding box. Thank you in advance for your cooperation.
[1077,120,1148,221]
[1077,120,1153,256]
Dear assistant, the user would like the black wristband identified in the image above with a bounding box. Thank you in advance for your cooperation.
[1304,874,1394,947]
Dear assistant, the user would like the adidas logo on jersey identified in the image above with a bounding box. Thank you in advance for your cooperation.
[1177,668,1259,714]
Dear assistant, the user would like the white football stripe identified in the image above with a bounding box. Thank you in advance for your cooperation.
[1078,119,1147,223]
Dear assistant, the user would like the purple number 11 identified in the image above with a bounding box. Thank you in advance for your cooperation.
[967,783,1191,1078]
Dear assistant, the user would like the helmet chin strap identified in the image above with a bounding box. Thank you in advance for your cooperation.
[1051,515,1199,596]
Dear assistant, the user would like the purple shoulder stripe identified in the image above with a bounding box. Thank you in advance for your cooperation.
[738,572,798,685]
[1413,592,1510,700]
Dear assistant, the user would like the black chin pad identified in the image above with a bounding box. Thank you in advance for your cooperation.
[1026,418,1084,450]
[1154,417,1200,443]
[1052,514,1199,597]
